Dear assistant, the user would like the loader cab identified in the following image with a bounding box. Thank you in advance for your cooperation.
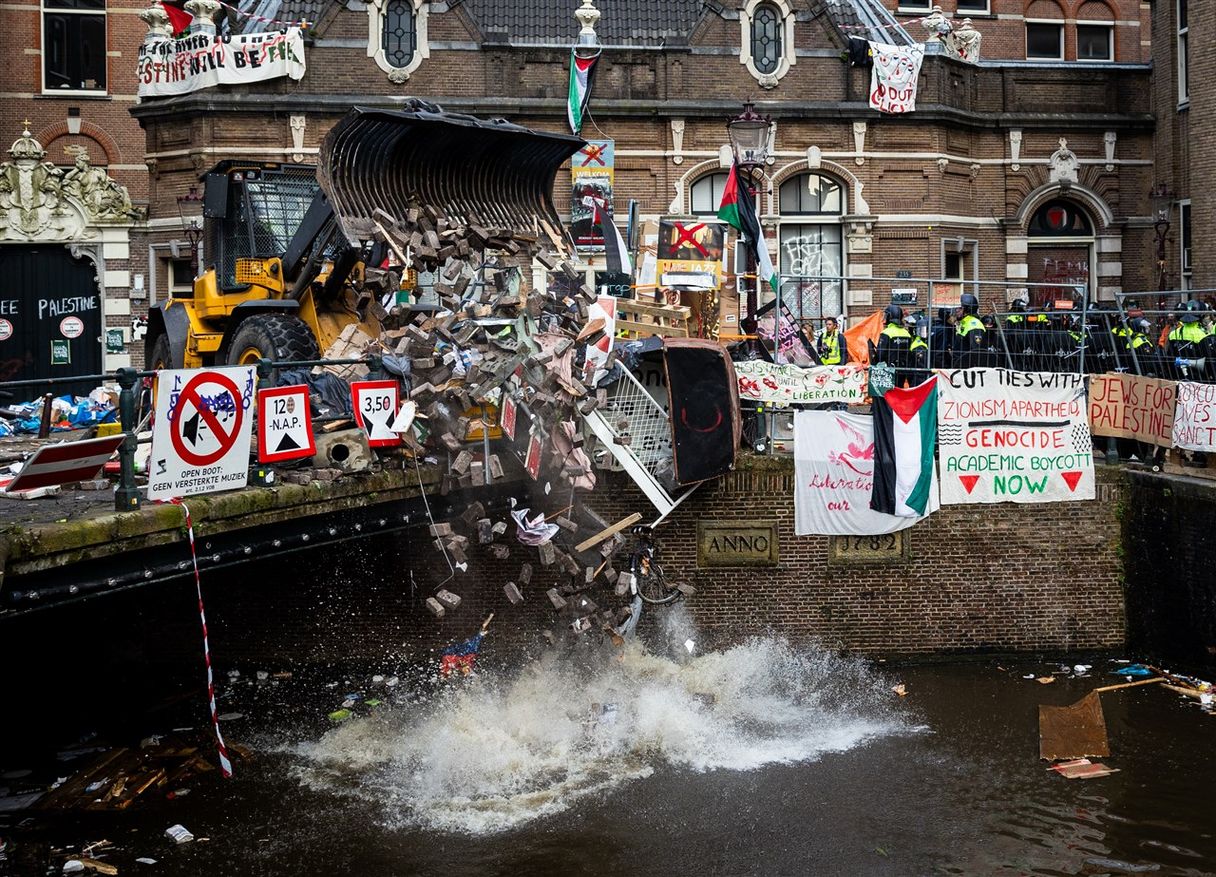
[201,161,319,294]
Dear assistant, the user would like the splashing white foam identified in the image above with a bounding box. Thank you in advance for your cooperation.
[290,636,909,835]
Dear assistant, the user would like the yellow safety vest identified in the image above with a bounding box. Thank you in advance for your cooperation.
[820,331,843,365]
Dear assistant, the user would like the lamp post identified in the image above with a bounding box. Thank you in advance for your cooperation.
[1149,182,1174,291]
[175,184,205,278]
[726,101,773,329]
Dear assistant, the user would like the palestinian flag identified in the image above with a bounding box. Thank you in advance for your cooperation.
[870,370,937,517]
[717,162,778,298]
[593,199,632,276]
[160,1,193,36]
[567,50,600,135]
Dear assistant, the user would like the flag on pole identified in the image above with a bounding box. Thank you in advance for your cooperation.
[843,309,885,366]
[593,199,632,276]
[567,50,600,135]
[869,368,938,517]
[717,162,778,299]
[160,1,193,35]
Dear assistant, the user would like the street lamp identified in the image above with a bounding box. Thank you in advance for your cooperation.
[726,102,773,329]
[175,184,205,278]
[1149,183,1174,291]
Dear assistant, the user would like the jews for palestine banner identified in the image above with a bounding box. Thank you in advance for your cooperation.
[937,369,1094,504]
[793,410,935,536]
[137,28,306,97]
[869,366,937,517]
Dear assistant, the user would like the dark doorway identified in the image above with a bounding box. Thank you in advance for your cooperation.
[0,245,103,400]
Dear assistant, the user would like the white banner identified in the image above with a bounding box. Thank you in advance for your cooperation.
[149,366,257,501]
[937,369,1094,504]
[736,362,866,406]
[137,29,306,98]
[793,410,934,535]
[1172,381,1216,451]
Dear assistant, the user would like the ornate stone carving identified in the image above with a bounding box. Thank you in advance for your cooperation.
[183,0,221,34]
[670,119,685,165]
[852,121,866,166]
[290,114,307,163]
[1048,137,1078,188]
[846,219,874,255]
[1103,131,1116,173]
[948,18,982,63]
[0,126,138,241]
[139,4,171,40]
[574,0,600,41]
[1009,129,1022,172]
[64,149,135,220]
[367,0,430,82]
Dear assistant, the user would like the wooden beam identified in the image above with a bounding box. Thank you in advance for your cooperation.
[575,512,642,553]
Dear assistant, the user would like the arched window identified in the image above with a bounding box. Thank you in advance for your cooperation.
[750,4,782,76]
[367,0,429,82]
[1028,200,1094,237]
[1027,199,1095,307]
[777,173,846,318]
[689,172,729,216]
[383,0,417,68]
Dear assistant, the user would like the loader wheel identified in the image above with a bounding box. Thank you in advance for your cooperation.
[226,314,319,382]
[149,334,174,371]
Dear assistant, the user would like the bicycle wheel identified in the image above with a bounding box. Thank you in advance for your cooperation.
[635,560,681,605]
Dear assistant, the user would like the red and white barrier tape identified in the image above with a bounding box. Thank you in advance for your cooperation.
[172,499,234,779]
[215,0,311,28]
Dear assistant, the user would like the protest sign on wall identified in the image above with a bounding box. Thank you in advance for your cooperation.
[571,140,613,251]
[1172,381,1216,451]
[137,29,306,98]
[735,362,866,406]
[754,299,819,366]
[793,410,935,535]
[937,369,1094,504]
[1088,373,1175,446]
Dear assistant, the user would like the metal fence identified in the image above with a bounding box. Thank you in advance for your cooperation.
[732,272,1216,384]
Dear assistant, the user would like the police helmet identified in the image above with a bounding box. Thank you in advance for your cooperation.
[960,292,979,313]
[915,316,930,339]
[885,303,904,324]
[1132,317,1151,334]
[1010,293,1028,312]
[1182,300,1201,323]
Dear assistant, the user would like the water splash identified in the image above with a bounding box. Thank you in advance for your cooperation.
[291,635,910,835]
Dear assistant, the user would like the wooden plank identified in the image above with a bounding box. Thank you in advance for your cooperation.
[615,320,689,339]
[618,300,692,320]
[575,512,642,553]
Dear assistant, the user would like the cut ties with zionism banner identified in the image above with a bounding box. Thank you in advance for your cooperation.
[137,29,306,98]
[735,362,866,406]
[937,369,1095,504]
[1172,381,1216,452]
[793,410,937,535]
[1088,373,1175,446]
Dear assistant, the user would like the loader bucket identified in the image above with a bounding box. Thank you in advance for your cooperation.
[318,102,585,248]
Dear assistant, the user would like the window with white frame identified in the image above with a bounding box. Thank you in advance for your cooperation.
[689,172,729,217]
[777,173,845,318]
[1076,23,1113,61]
[1180,199,1192,282]
[367,0,429,82]
[739,0,794,88]
[163,257,195,299]
[1026,21,1064,60]
[1177,0,1189,104]
[897,0,931,10]
[956,0,990,13]
[43,0,106,93]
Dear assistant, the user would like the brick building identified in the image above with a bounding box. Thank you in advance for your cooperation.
[0,0,1173,375]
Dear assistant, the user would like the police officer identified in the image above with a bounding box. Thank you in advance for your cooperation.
[909,315,930,384]
[954,293,987,369]
[1168,301,1208,379]
[874,303,913,382]
[930,307,955,369]
[816,316,849,366]
[1127,316,1158,377]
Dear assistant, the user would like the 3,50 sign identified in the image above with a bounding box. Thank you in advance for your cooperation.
[351,380,401,448]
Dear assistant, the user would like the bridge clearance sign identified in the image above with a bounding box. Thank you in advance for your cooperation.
[148,366,257,501]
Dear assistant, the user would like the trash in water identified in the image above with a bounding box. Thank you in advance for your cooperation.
[1037,677,1056,685]
[328,709,352,722]
[892,683,908,697]
[165,824,194,844]
[683,639,696,654]
[1081,857,1160,874]
[217,712,244,721]
[1074,664,1092,676]
[135,858,158,865]
[1111,664,1153,677]
[1050,758,1120,779]
[63,861,85,874]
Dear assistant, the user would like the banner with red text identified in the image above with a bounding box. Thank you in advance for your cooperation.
[793,410,936,535]
[137,29,306,98]
[937,369,1094,504]
[736,361,866,406]
[1088,373,1176,446]
[1172,381,1216,452]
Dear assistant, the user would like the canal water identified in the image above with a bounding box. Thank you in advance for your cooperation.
[1,602,1212,876]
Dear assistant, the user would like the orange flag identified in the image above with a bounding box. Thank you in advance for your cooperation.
[843,310,885,366]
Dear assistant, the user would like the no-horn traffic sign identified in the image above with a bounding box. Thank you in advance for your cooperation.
[148,366,257,501]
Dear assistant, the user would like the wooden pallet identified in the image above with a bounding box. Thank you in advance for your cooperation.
[615,299,691,338]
